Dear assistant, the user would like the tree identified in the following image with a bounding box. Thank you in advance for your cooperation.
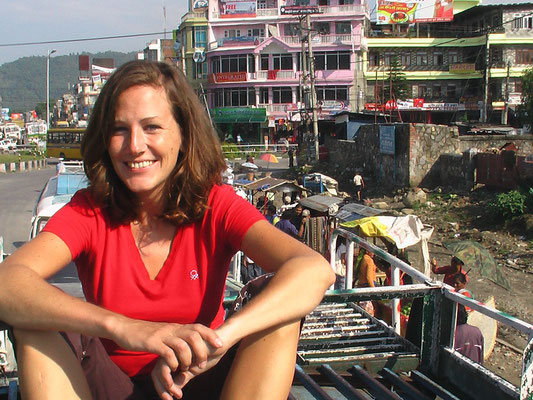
[520,67,533,131]
[34,102,47,120]
[384,55,409,102]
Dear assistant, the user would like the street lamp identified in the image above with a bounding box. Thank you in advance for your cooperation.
[46,49,57,130]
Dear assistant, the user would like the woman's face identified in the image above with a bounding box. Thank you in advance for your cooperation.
[108,85,182,202]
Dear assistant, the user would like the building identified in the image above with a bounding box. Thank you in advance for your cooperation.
[363,0,532,127]
[177,0,368,145]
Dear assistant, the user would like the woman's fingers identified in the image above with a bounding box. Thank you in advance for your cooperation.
[152,359,183,399]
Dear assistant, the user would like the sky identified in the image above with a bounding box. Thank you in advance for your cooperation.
[0,0,189,66]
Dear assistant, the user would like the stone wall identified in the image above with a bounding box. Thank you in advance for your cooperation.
[325,122,533,190]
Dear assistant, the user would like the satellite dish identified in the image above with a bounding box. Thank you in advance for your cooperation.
[193,49,206,63]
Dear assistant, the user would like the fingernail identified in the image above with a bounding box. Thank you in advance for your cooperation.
[215,338,223,347]
[199,360,207,369]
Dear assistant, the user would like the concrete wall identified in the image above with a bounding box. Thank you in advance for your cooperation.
[0,158,47,173]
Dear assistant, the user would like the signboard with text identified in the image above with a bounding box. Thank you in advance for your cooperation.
[379,125,396,155]
[211,71,248,83]
[377,0,453,24]
[219,0,256,18]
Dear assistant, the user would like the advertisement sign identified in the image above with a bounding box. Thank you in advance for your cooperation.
[377,0,453,24]
[379,125,396,155]
[211,107,266,123]
[449,63,476,73]
[219,0,256,18]
[212,71,248,83]
[280,5,320,14]
[365,99,480,111]
[192,0,208,9]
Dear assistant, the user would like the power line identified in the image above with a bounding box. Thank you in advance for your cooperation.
[0,31,170,48]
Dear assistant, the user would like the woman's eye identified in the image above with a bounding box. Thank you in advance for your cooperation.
[112,126,128,135]
[145,125,160,132]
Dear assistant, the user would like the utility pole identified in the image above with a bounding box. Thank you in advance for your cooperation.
[502,60,510,125]
[306,14,320,161]
[300,17,309,148]
[482,32,490,123]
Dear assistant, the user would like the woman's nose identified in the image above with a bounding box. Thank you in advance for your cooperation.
[128,126,145,154]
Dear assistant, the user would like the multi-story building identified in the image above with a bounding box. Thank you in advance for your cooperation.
[363,0,532,126]
[178,0,368,144]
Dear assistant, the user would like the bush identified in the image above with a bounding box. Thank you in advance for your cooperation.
[489,190,526,219]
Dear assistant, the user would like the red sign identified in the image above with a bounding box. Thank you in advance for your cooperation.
[413,98,424,107]
[213,71,248,83]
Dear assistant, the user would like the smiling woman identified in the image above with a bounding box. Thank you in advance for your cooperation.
[0,60,334,400]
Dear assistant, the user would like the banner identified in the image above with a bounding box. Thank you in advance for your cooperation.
[377,0,453,24]
[219,0,256,18]
[212,71,248,83]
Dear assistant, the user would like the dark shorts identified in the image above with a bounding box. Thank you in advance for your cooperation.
[9,274,275,400]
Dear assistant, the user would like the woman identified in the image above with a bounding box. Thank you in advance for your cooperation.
[0,61,334,400]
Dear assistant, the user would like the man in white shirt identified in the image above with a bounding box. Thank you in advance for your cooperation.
[353,172,365,202]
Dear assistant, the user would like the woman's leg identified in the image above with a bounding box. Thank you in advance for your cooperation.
[220,320,300,400]
[14,329,92,400]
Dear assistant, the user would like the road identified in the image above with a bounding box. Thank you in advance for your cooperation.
[0,164,56,254]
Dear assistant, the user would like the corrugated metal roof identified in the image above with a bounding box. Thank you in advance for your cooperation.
[300,194,344,213]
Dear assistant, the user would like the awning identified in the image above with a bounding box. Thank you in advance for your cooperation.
[211,107,267,123]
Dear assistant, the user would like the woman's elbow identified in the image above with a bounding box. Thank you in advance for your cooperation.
[316,257,336,288]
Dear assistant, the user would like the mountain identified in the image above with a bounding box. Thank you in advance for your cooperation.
[0,51,138,112]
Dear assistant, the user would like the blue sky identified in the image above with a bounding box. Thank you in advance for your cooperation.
[0,0,189,66]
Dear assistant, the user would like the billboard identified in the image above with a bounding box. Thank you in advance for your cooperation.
[219,0,256,18]
[377,0,453,24]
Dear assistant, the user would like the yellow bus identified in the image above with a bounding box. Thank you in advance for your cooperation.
[46,128,85,160]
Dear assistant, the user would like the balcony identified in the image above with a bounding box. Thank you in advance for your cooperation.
[211,4,364,19]
[256,70,299,80]
[281,33,360,46]
[180,10,208,23]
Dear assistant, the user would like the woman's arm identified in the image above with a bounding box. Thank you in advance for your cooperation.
[216,220,335,347]
[0,232,221,373]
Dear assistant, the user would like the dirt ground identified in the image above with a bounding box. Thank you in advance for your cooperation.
[367,186,532,387]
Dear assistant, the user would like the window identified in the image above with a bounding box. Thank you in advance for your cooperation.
[433,52,443,66]
[416,52,428,66]
[213,88,256,107]
[512,14,523,29]
[516,49,533,64]
[272,87,292,103]
[260,88,269,103]
[273,53,293,70]
[285,23,300,36]
[449,51,458,64]
[314,22,330,35]
[369,52,380,67]
[314,51,350,70]
[247,28,264,38]
[260,54,269,70]
[193,26,207,48]
[193,62,207,79]
[258,0,267,8]
[212,55,252,73]
[335,22,351,34]
[315,86,348,101]
[224,29,241,38]
[400,53,410,67]
[418,84,427,97]
[514,79,523,93]
[447,84,457,98]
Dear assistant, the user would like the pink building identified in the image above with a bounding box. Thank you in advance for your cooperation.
[204,0,367,144]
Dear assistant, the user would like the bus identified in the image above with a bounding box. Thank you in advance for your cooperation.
[46,128,85,159]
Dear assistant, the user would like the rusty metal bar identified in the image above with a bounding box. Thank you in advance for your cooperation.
[294,364,335,400]
[350,365,403,400]
[380,368,432,400]
[318,364,368,400]
[410,370,461,400]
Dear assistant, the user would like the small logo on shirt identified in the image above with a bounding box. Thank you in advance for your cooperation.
[190,269,199,280]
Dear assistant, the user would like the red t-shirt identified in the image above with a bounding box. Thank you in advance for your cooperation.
[43,184,264,377]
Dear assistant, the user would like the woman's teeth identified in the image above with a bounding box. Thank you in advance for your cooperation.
[128,161,154,169]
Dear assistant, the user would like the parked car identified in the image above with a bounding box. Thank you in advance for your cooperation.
[0,139,16,152]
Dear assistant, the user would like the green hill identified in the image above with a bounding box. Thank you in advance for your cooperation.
[0,51,137,112]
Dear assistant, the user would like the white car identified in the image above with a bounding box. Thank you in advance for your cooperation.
[0,139,16,152]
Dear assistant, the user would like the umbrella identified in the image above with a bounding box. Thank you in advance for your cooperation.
[260,153,279,169]
[242,162,258,170]
[443,240,511,290]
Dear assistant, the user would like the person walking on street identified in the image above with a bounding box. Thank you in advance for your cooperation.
[353,172,365,202]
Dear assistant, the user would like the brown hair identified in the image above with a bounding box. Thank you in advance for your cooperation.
[81,60,226,225]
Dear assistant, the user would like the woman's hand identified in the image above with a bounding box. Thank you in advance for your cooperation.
[109,317,222,373]
[151,334,232,399]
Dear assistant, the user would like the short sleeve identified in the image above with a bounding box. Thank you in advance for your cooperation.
[42,190,98,260]
[208,185,265,252]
